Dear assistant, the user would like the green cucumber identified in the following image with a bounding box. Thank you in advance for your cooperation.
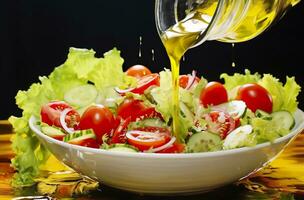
[211,100,247,118]
[255,109,272,120]
[223,125,253,150]
[186,131,222,153]
[64,84,98,107]
[107,144,139,153]
[41,124,66,137]
[180,102,194,122]
[64,129,95,143]
[271,110,295,131]
[128,118,166,129]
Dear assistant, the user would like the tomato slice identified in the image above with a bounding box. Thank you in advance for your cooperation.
[110,117,132,144]
[157,142,185,153]
[41,101,80,129]
[69,138,99,148]
[117,98,162,121]
[126,65,152,78]
[203,111,236,139]
[126,127,171,151]
[130,73,160,94]
[179,75,200,89]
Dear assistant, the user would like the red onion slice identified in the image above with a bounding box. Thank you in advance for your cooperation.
[185,70,197,90]
[60,108,75,134]
[114,87,135,94]
[126,130,161,143]
[147,137,176,153]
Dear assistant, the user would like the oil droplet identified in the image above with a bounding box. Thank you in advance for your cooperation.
[231,43,236,67]
[151,49,155,61]
[138,36,142,58]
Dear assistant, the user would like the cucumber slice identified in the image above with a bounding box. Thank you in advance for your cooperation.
[129,118,166,129]
[64,84,98,107]
[223,125,253,150]
[255,109,272,120]
[64,129,95,143]
[180,102,194,122]
[187,131,222,153]
[107,144,139,153]
[41,125,66,137]
[271,110,295,130]
[211,100,247,118]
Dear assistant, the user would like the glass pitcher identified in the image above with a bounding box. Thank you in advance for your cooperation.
[156,0,301,55]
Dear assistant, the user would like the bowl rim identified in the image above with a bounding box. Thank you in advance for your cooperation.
[29,109,304,159]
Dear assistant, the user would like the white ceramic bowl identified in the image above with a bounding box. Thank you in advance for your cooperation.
[29,109,304,195]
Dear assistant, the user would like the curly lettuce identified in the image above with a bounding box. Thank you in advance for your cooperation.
[9,47,134,187]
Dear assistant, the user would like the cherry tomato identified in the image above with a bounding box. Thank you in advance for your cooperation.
[130,73,160,94]
[110,117,132,144]
[236,83,273,113]
[126,65,152,78]
[157,142,185,153]
[117,98,162,121]
[41,101,80,129]
[179,75,200,89]
[203,111,236,139]
[126,127,171,151]
[68,138,99,148]
[78,105,116,144]
[200,82,228,107]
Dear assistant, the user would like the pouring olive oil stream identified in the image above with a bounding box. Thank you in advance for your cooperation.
[155,0,301,141]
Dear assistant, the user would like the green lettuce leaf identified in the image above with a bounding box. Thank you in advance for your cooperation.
[251,117,290,143]
[220,69,261,90]
[150,69,193,142]
[281,77,301,113]
[258,75,301,113]
[9,47,128,187]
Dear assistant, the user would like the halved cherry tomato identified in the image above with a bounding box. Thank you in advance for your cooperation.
[41,101,80,129]
[68,138,99,148]
[78,105,116,144]
[126,127,171,151]
[157,142,185,153]
[179,75,200,89]
[126,65,152,78]
[203,111,236,139]
[200,82,228,107]
[117,98,162,121]
[130,73,160,94]
[110,117,132,144]
[236,83,273,113]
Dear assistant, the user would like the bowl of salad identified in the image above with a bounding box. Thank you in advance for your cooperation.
[11,48,304,194]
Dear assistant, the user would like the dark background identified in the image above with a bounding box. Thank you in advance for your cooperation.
[0,0,303,119]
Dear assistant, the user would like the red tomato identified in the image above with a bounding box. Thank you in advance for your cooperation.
[157,142,185,153]
[236,83,273,113]
[126,65,152,78]
[117,98,162,121]
[78,105,116,144]
[41,101,80,128]
[110,117,132,144]
[69,138,99,148]
[179,75,200,89]
[126,127,171,151]
[203,111,236,139]
[130,73,160,94]
[200,82,228,107]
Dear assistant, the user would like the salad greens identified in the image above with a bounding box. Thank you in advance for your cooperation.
[9,48,134,187]
[9,47,301,188]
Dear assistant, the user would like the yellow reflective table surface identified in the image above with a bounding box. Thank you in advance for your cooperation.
[1,120,304,200]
